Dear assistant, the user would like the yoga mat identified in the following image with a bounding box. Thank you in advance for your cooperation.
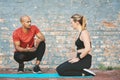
[0,73,93,78]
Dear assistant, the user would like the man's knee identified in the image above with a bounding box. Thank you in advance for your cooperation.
[14,53,24,63]
[35,39,41,45]
[38,41,46,49]
[40,41,45,46]
[35,38,45,48]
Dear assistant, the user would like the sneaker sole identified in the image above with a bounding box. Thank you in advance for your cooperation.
[17,71,24,74]
[83,69,96,76]
[32,71,42,74]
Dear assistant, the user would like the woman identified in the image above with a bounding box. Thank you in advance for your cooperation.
[56,14,96,76]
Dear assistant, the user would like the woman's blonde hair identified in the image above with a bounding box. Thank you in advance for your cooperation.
[71,14,87,30]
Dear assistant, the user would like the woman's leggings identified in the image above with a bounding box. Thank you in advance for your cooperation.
[56,53,92,76]
[14,41,46,64]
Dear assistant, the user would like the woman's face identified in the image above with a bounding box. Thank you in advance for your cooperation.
[71,19,77,29]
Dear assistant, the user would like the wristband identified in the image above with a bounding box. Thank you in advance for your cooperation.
[77,53,82,60]
[78,55,82,60]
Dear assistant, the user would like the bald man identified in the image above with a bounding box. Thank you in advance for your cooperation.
[12,15,46,73]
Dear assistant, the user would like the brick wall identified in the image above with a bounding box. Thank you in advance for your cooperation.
[0,0,120,69]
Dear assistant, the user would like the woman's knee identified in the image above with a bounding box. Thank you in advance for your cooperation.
[56,66,64,75]
[56,63,68,74]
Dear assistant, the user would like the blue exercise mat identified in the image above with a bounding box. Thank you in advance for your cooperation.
[0,73,93,78]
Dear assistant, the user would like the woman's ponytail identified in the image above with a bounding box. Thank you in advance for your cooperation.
[81,16,87,30]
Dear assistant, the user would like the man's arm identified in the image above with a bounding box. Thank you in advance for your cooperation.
[36,31,45,42]
[14,41,28,52]
[14,41,36,52]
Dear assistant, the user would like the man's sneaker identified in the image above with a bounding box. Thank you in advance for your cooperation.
[17,63,24,73]
[18,68,24,73]
[17,70,24,73]
[33,65,42,73]
[83,69,96,76]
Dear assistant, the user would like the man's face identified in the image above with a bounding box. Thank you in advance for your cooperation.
[21,17,31,29]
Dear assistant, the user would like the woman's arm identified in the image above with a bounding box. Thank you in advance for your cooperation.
[77,49,84,53]
[79,30,91,59]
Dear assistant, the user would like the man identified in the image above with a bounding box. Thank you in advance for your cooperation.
[12,15,46,73]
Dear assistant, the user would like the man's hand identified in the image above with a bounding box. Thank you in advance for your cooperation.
[68,57,80,63]
[26,47,36,52]
[26,44,36,52]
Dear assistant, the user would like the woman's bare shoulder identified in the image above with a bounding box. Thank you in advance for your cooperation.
[82,30,89,35]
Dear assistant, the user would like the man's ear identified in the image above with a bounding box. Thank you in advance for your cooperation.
[21,22,24,25]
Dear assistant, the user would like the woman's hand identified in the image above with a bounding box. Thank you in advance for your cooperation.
[68,57,80,63]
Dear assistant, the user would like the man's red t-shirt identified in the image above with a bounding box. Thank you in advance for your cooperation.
[12,25,40,50]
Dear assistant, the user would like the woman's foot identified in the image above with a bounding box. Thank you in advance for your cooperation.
[83,69,96,76]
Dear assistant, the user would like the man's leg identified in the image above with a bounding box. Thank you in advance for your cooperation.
[33,40,46,73]
[14,52,25,72]
[35,40,46,64]
[14,51,37,72]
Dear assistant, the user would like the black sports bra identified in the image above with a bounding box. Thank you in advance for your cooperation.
[75,31,91,50]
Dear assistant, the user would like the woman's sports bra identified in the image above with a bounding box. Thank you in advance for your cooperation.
[75,31,91,50]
